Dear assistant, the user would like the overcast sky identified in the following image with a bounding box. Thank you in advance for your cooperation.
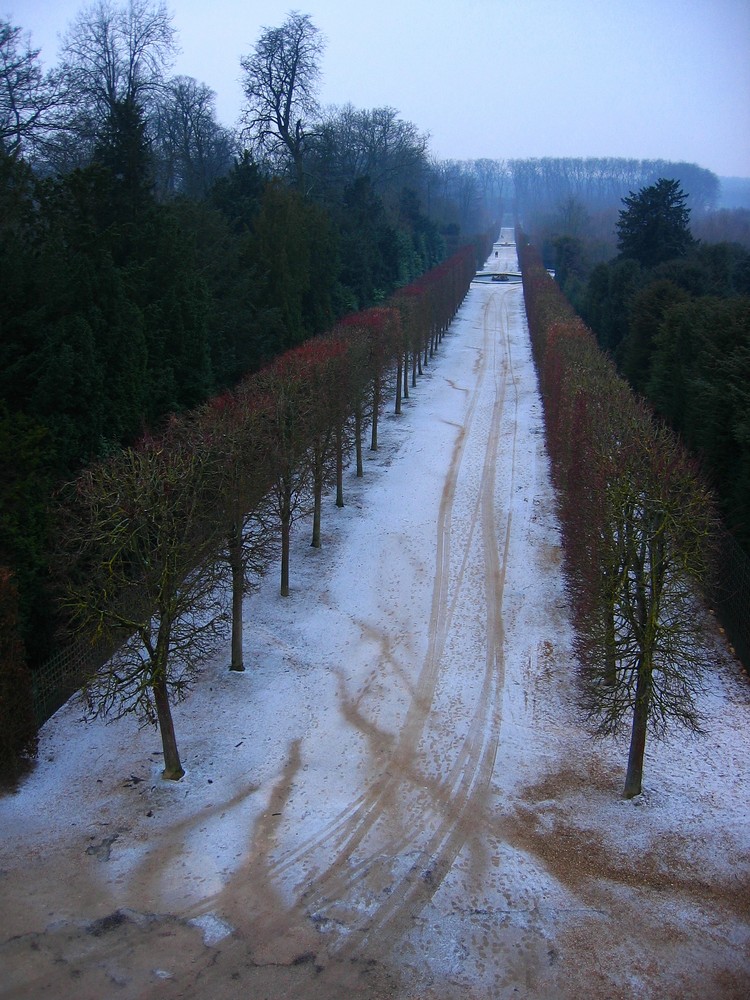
[7,0,750,177]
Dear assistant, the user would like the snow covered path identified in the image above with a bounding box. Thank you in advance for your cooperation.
[1,231,749,999]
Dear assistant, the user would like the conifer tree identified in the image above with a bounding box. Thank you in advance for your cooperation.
[616,178,696,268]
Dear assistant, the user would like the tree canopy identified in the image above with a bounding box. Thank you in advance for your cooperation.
[616,177,696,267]
[239,11,323,185]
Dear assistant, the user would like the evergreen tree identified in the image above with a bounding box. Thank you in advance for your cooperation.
[93,96,154,219]
[0,407,55,665]
[616,178,696,267]
[0,567,37,783]
[250,181,338,352]
[336,177,399,309]
[622,279,690,393]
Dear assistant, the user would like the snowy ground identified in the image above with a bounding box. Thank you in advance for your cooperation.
[1,231,749,999]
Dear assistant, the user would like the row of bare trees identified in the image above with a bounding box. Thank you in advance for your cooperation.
[511,157,719,220]
[1,3,233,195]
[0,6,437,208]
[51,246,476,781]
[519,235,717,798]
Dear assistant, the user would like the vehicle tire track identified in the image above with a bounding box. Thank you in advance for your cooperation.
[333,285,520,958]
[245,273,523,963]
[264,296,498,891]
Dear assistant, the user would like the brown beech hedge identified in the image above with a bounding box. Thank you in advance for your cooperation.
[518,231,717,798]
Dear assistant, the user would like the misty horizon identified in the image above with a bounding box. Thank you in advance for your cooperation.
[7,0,750,179]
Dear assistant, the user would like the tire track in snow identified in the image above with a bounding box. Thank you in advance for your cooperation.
[331,285,520,958]
[265,294,497,892]
[256,272,522,960]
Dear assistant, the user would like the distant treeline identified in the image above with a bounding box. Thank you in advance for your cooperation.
[512,158,750,268]
[512,156,720,218]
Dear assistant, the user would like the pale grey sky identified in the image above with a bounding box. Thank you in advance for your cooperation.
[7,0,750,177]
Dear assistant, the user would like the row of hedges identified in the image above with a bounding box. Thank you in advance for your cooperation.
[518,230,718,797]
[1,243,478,782]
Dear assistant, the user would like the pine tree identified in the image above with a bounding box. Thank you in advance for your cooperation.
[616,178,696,268]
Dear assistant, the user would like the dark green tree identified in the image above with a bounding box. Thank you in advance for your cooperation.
[616,178,696,267]
[621,278,690,393]
[0,568,37,783]
[0,407,55,665]
[335,177,400,310]
[553,234,587,299]
[250,180,338,352]
[626,292,750,550]
[172,193,270,381]
[93,95,153,215]
[210,151,265,233]
[583,258,642,356]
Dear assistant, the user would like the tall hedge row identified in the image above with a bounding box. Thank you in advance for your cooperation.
[518,231,717,797]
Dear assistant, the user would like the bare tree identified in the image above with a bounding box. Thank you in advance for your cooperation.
[331,323,371,489]
[251,355,316,596]
[191,388,276,671]
[0,19,64,161]
[297,338,350,548]
[239,11,323,185]
[310,104,429,204]
[334,309,389,468]
[52,0,176,168]
[152,75,234,198]
[473,157,507,220]
[581,420,717,798]
[57,427,228,780]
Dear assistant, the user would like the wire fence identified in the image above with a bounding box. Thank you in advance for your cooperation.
[31,634,111,727]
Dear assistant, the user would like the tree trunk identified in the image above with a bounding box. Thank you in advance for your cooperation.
[280,486,291,596]
[355,404,364,476]
[624,657,650,798]
[228,516,245,671]
[604,598,616,685]
[335,425,344,507]
[153,672,184,780]
[311,461,323,548]
[395,358,402,415]
[371,377,380,451]
[403,349,409,399]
